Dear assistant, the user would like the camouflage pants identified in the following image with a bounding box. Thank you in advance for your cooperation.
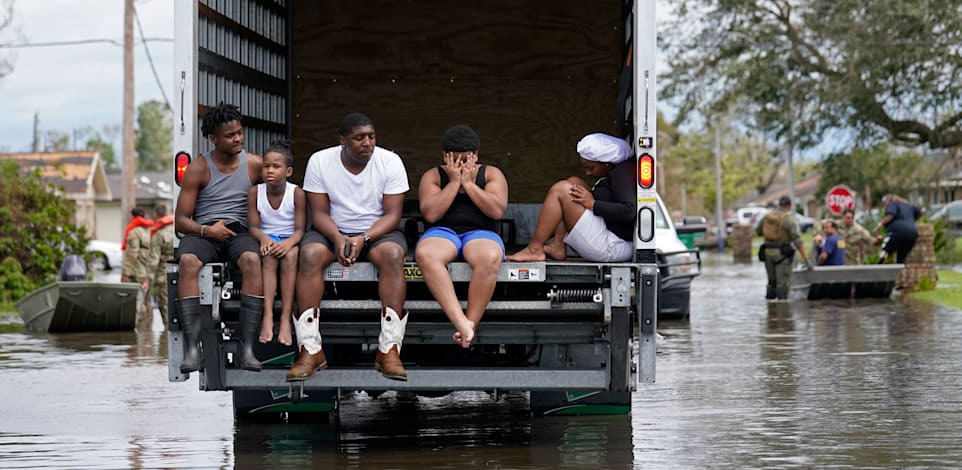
[151,275,168,326]
[763,247,794,300]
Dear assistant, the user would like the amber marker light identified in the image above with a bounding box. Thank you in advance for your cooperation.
[638,153,654,189]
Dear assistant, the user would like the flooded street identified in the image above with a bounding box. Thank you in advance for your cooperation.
[2,252,961,468]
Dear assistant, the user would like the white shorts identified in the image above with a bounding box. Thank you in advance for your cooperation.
[563,209,632,262]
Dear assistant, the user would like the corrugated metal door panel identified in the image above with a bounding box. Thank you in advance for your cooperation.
[197,0,289,156]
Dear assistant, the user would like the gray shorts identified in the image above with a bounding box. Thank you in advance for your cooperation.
[301,229,407,260]
[174,233,259,264]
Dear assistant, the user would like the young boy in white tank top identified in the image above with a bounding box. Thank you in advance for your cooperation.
[247,140,307,346]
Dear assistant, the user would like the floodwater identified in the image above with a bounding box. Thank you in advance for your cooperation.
[1,253,961,469]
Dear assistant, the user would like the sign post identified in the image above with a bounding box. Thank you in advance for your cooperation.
[825,185,855,215]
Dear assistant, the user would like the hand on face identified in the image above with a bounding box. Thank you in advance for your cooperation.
[459,152,479,186]
[442,152,463,183]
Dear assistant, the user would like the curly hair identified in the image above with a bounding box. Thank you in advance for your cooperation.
[441,125,480,152]
[201,102,243,137]
[265,139,295,167]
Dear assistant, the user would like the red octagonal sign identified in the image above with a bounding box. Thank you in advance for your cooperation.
[825,185,855,215]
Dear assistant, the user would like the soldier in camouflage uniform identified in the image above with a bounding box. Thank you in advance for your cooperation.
[146,204,175,326]
[121,207,154,323]
[755,196,812,300]
[840,208,873,264]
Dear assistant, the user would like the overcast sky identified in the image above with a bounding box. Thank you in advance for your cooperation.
[0,0,173,153]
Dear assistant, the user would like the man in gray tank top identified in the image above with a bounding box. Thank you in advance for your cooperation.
[174,103,265,373]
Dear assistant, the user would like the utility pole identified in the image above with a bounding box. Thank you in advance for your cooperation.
[31,112,39,152]
[714,124,724,253]
[122,0,136,227]
[786,93,796,212]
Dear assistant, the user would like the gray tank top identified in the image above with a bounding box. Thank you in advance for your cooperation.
[193,151,251,227]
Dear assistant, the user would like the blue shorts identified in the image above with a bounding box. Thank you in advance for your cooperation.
[267,233,290,243]
[417,227,505,260]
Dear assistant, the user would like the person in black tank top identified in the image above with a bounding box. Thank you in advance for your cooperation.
[415,125,509,348]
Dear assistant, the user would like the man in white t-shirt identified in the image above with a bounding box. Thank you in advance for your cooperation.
[286,112,411,382]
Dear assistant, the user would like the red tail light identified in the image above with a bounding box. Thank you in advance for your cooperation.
[638,153,654,189]
[175,151,191,186]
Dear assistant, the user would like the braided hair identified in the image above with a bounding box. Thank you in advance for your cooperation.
[265,139,295,167]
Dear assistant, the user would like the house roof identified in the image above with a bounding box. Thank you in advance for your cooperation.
[106,170,174,203]
[752,172,821,206]
[1,151,112,201]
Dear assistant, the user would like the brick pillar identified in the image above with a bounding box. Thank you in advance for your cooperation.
[731,224,753,264]
[898,223,938,291]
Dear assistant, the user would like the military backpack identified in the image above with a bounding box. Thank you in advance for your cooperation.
[761,211,789,242]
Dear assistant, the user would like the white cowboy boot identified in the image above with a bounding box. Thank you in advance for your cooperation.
[375,307,408,381]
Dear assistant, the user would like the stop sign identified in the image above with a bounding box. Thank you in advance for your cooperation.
[825,185,855,215]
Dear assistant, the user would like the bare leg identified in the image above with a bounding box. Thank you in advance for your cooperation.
[508,177,589,261]
[296,242,334,320]
[543,223,568,260]
[461,239,502,346]
[259,255,279,343]
[177,253,203,298]
[367,241,407,316]
[416,237,474,347]
[277,246,299,346]
[236,251,263,296]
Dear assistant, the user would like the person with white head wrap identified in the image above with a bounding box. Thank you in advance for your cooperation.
[577,133,633,164]
[508,132,636,262]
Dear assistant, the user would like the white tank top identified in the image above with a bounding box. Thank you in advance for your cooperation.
[256,182,296,237]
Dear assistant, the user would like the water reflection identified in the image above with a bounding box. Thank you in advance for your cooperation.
[233,394,633,469]
[1,251,962,468]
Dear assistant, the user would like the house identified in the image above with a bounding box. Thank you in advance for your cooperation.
[101,170,174,243]
[738,172,823,216]
[1,151,174,243]
[1,151,112,237]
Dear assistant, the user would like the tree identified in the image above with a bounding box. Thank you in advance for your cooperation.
[43,130,70,151]
[0,0,17,82]
[816,143,935,206]
[663,118,782,214]
[84,125,121,167]
[135,99,172,171]
[661,0,962,150]
[0,160,89,298]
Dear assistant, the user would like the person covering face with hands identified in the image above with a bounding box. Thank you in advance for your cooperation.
[416,125,508,349]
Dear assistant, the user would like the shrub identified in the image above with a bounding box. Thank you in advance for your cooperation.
[0,160,89,300]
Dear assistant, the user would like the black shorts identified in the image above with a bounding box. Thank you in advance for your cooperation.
[301,229,407,260]
[174,233,259,264]
[883,232,918,264]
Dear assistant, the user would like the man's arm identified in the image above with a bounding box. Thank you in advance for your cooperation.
[246,152,264,185]
[365,193,405,240]
[174,157,208,236]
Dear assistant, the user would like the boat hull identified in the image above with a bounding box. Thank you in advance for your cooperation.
[791,264,904,300]
[15,281,143,333]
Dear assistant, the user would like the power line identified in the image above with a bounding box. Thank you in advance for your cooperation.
[0,38,172,48]
[133,5,171,110]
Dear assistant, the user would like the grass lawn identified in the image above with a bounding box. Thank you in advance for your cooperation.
[910,270,962,311]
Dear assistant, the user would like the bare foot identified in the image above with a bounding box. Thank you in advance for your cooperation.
[452,319,476,348]
[277,318,293,346]
[507,246,546,262]
[259,314,274,343]
[543,242,567,261]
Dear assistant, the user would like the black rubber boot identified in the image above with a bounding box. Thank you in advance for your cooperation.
[237,295,264,371]
[178,297,205,373]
